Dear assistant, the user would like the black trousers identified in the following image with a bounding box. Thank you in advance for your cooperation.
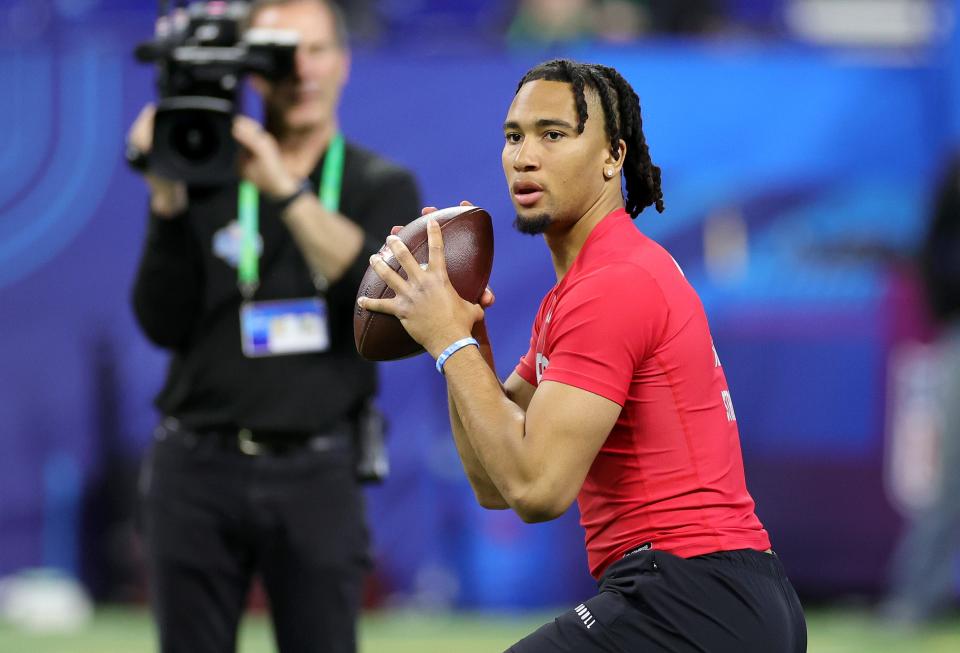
[508,548,806,653]
[138,422,369,653]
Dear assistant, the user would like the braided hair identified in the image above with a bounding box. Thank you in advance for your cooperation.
[516,59,664,217]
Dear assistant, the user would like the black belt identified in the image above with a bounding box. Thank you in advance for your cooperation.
[157,417,352,456]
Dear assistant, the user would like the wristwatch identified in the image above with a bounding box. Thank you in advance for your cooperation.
[274,178,313,214]
[124,141,149,173]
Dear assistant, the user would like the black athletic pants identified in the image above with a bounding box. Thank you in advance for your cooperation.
[508,548,806,652]
[138,421,369,653]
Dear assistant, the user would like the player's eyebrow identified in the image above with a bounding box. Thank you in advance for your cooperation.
[503,119,576,132]
[535,118,575,130]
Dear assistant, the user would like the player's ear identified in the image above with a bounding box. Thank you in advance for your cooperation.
[603,139,626,178]
[604,139,626,170]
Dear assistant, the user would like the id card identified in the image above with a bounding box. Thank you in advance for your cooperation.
[240,297,330,357]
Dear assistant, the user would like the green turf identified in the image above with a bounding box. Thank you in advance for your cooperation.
[0,607,957,652]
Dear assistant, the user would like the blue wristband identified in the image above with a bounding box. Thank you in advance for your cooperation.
[435,337,480,374]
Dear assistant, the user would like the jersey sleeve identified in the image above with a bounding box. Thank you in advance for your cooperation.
[540,266,669,406]
[515,292,551,386]
[515,318,539,386]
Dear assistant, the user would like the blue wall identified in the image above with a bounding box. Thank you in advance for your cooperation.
[0,5,950,607]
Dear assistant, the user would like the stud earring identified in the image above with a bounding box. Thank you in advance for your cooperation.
[604,168,614,179]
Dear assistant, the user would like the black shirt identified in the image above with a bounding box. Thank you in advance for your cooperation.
[921,155,960,324]
[132,141,421,432]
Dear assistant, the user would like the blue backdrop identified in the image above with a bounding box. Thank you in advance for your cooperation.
[0,3,953,609]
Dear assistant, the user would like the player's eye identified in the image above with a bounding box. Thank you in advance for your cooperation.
[505,132,522,144]
[544,131,564,142]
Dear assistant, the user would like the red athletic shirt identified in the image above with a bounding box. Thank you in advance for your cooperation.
[516,208,771,579]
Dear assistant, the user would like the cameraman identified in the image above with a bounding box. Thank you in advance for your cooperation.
[127,1,420,652]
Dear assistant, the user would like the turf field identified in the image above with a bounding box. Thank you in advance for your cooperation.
[0,607,958,652]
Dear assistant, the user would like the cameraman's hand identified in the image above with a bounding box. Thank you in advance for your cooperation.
[128,104,187,219]
[233,115,298,199]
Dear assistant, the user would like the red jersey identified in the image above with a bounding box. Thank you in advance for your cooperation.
[516,209,771,579]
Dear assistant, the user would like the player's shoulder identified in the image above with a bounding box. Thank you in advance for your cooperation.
[598,223,680,279]
[589,218,680,273]
[594,232,682,284]
[569,232,692,315]
[566,257,666,307]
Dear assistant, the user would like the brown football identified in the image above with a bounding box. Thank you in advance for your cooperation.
[354,205,494,361]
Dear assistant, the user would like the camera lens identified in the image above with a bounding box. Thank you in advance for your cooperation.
[170,114,220,163]
[152,99,236,184]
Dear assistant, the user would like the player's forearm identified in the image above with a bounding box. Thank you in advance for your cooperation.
[447,387,508,509]
[282,194,365,284]
[442,348,551,521]
[446,322,509,508]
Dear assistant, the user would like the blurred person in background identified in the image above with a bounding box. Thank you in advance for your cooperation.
[327,0,380,44]
[359,58,806,652]
[506,0,596,46]
[642,0,724,35]
[125,1,419,651]
[506,0,724,46]
[883,153,960,628]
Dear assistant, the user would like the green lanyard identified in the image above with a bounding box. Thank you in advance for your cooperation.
[237,132,345,297]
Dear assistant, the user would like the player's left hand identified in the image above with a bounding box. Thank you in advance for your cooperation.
[359,219,483,358]
[232,115,298,199]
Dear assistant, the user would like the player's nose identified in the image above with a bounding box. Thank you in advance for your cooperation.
[512,141,539,172]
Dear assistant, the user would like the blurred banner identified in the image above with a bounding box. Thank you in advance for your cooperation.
[0,1,954,609]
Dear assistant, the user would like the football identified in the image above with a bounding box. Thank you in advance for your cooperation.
[354,205,494,361]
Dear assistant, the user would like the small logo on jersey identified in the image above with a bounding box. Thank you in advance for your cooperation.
[574,604,596,630]
[213,220,263,268]
[712,341,721,368]
[535,353,550,383]
[721,390,737,422]
[534,301,555,383]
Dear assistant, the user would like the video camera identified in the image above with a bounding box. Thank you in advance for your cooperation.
[135,1,297,186]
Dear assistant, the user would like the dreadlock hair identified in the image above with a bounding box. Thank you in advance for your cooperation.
[516,59,664,217]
